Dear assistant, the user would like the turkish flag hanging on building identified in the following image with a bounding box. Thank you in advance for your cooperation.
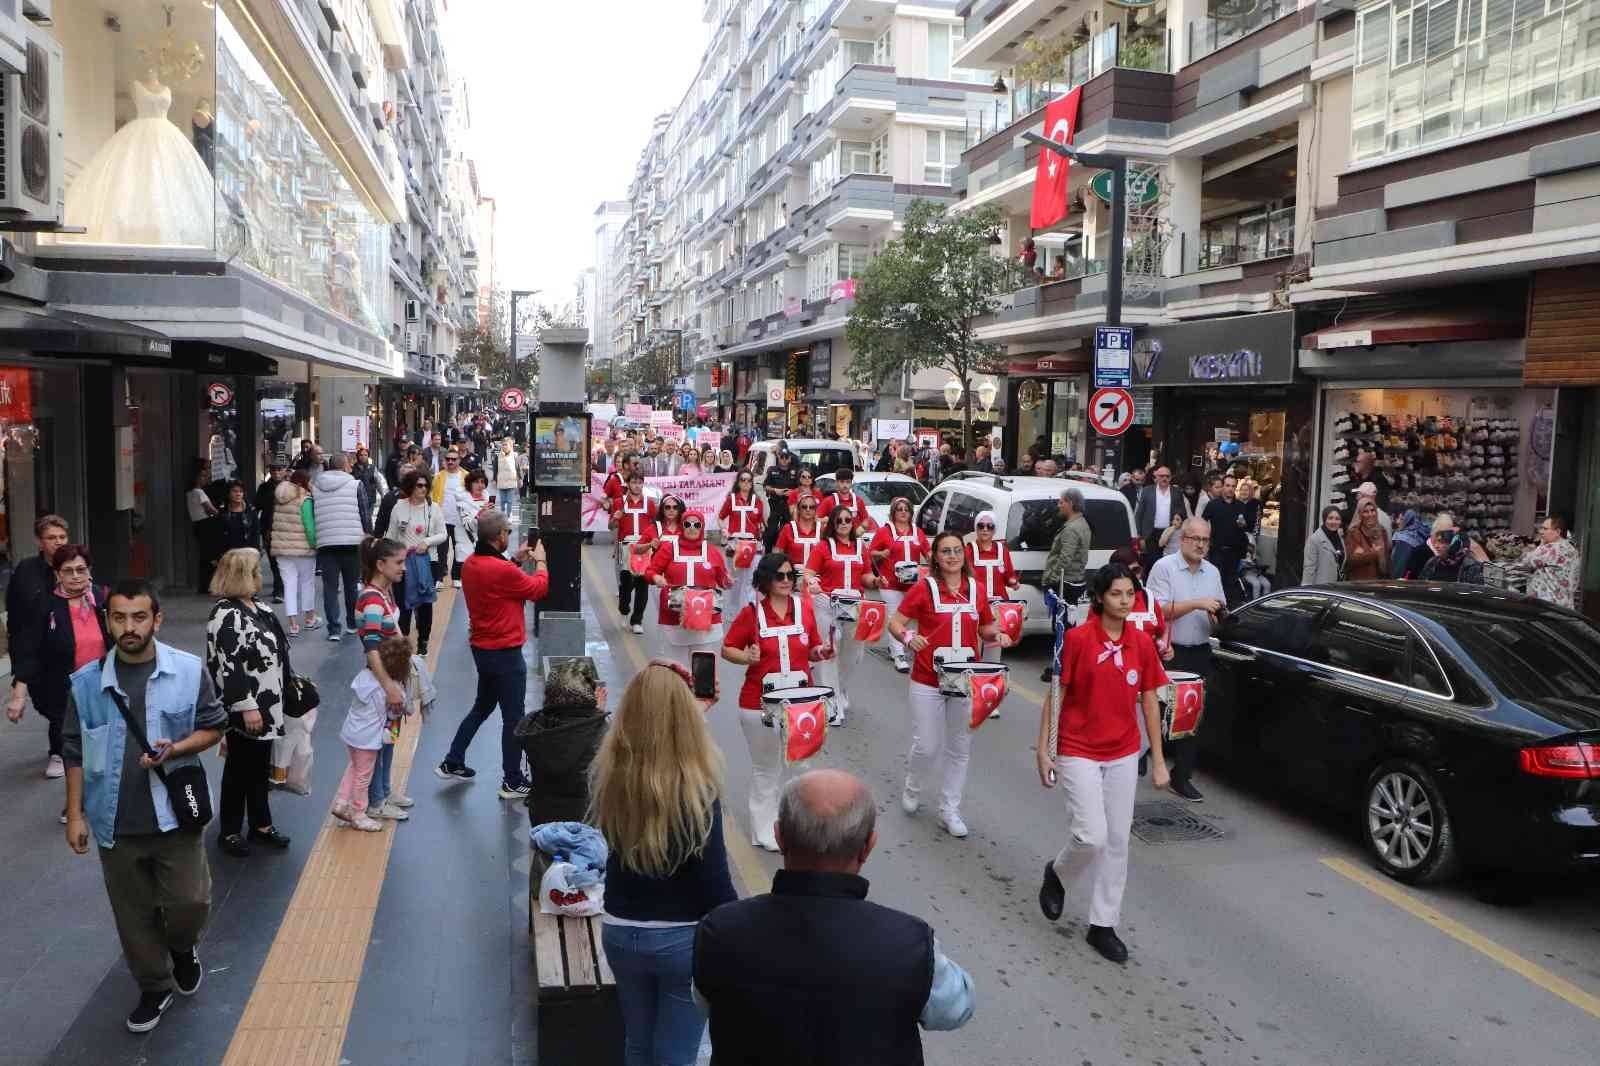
[1029,87,1083,229]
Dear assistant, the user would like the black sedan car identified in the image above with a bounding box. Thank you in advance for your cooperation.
[1202,582,1600,884]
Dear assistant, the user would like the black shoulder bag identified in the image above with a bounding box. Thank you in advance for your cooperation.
[107,689,213,832]
[264,607,320,719]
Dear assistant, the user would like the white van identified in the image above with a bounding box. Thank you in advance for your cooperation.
[915,474,1138,636]
[745,438,862,476]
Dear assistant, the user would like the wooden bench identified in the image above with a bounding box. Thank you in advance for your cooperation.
[530,853,622,1064]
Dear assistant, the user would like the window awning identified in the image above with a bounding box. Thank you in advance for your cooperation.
[1301,309,1523,350]
[0,306,172,358]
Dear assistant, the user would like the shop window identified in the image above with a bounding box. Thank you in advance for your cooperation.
[0,366,86,599]
[1198,201,1296,270]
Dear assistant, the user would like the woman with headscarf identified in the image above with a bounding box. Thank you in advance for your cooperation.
[804,504,880,727]
[1389,509,1431,579]
[715,449,737,473]
[1419,516,1488,584]
[966,509,1019,666]
[646,508,731,670]
[1303,505,1346,585]
[1343,497,1391,581]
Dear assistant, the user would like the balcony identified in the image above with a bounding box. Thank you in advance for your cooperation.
[1195,206,1296,272]
[1187,0,1297,66]
[797,172,896,249]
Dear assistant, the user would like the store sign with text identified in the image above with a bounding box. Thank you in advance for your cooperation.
[1129,311,1295,387]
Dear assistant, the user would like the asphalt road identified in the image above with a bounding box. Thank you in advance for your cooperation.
[583,541,1600,1066]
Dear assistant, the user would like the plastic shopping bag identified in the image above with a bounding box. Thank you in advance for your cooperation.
[539,861,606,917]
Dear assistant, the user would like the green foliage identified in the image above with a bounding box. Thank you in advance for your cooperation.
[844,199,1011,450]
[617,336,679,401]
[1013,30,1082,83]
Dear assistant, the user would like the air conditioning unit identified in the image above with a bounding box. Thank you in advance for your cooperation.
[0,0,20,75]
[404,326,420,353]
[0,19,61,219]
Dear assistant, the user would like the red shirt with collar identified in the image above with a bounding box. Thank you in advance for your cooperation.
[1124,589,1168,651]
[895,575,996,688]
[718,491,764,537]
[1056,615,1169,761]
[817,490,876,532]
[612,493,657,542]
[775,520,823,568]
[722,596,823,710]
[966,540,1019,602]
[869,524,930,590]
[462,552,549,650]
[805,536,873,594]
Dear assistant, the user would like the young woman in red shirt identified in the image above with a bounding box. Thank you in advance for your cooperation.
[773,494,823,568]
[868,497,930,673]
[887,530,1009,839]
[785,468,817,512]
[804,505,881,727]
[1036,561,1171,965]
[717,468,765,620]
[609,470,657,633]
[646,509,731,671]
[720,552,830,851]
[637,494,686,655]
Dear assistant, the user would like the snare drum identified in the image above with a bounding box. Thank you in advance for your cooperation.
[667,586,724,614]
[828,588,863,623]
[893,561,921,585]
[932,647,976,696]
[725,533,755,557]
[1157,670,1206,740]
[759,684,835,729]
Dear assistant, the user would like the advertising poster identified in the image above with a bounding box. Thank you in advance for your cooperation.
[532,414,590,488]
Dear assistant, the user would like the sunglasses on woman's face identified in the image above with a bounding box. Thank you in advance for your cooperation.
[937,546,965,557]
[684,521,702,530]
[976,522,995,530]
[774,569,795,581]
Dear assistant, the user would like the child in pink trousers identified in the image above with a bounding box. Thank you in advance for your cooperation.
[333,637,413,831]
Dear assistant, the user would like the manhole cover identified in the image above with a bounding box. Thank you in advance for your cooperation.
[1131,800,1229,845]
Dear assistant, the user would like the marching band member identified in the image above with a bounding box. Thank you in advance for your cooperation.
[774,493,824,569]
[1037,561,1169,965]
[718,468,766,619]
[887,531,1007,839]
[804,505,880,727]
[646,509,731,670]
[869,498,930,673]
[721,553,830,852]
[816,467,875,535]
[640,495,686,656]
[966,510,1019,665]
[1110,546,1173,776]
[610,469,656,634]
[785,468,818,513]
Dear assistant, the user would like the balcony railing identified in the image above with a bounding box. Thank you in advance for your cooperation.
[1195,206,1296,271]
[964,24,1169,144]
[1187,0,1295,66]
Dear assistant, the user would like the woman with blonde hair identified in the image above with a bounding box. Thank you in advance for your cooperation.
[590,662,735,1066]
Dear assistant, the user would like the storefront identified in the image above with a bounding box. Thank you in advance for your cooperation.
[1134,311,1312,585]
[1003,356,1089,470]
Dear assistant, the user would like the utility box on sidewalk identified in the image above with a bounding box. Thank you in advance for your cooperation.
[531,329,591,661]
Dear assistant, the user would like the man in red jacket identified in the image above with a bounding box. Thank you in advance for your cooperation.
[436,509,549,798]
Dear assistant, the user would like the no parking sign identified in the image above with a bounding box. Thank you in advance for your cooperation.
[1088,388,1133,437]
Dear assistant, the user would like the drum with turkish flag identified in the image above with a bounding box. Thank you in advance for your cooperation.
[853,600,887,643]
[966,665,1010,729]
[733,538,759,569]
[993,600,1025,646]
[1162,671,1206,739]
[628,546,650,576]
[682,588,717,631]
[761,686,832,764]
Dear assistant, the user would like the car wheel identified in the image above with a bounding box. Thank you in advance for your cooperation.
[1362,759,1461,885]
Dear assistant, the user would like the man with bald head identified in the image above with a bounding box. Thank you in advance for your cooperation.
[1143,517,1226,802]
[694,770,975,1063]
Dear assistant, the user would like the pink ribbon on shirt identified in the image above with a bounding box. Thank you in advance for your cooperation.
[1096,641,1125,669]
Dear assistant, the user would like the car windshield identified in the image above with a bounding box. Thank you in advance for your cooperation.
[855,481,926,505]
[1008,498,1130,552]
[1431,609,1600,704]
[786,447,856,474]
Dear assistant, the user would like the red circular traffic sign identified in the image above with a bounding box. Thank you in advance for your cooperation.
[1088,387,1133,437]
[206,382,234,407]
[500,388,526,411]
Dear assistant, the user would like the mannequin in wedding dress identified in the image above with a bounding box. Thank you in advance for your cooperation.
[59,75,215,248]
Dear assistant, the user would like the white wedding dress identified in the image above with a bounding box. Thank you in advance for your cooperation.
[61,80,215,248]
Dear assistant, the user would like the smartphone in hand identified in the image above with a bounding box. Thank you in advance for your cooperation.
[691,651,717,700]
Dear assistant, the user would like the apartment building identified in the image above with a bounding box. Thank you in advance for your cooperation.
[607,0,997,436]
[592,200,631,370]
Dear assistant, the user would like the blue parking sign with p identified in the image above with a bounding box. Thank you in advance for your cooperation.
[1095,327,1133,388]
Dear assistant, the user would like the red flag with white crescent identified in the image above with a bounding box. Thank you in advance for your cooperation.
[1168,676,1206,738]
[629,546,650,576]
[733,539,759,569]
[682,588,716,631]
[994,601,1025,645]
[783,700,827,763]
[1030,87,1082,229]
[968,671,1008,729]
[854,600,887,643]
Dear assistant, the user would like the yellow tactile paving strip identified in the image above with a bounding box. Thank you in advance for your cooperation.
[221,588,455,1066]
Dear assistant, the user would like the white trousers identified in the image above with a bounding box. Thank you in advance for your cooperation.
[737,707,783,849]
[279,556,317,620]
[1051,752,1138,928]
[727,562,756,620]
[812,595,865,715]
[659,626,724,673]
[881,587,914,662]
[905,682,972,817]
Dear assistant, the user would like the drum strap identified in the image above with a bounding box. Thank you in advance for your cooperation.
[926,577,979,650]
[895,532,918,563]
[830,538,865,589]
[757,599,805,676]
[672,540,709,586]
[788,522,820,553]
[972,544,1008,597]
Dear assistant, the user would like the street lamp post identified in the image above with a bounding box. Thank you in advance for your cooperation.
[1020,133,1126,328]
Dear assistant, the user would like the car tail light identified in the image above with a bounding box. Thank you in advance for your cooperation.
[1518,742,1600,779]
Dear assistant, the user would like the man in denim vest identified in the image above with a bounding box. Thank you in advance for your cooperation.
[61,579,226,1034]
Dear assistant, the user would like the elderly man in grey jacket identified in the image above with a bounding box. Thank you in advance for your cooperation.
[1040,487,1092,681]
[311,453,372,642]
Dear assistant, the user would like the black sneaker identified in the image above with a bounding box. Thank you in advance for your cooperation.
[416,641,429,657]
[435,760,475,780]
[1038,862,1065,922]
[126,989,174,1032]
[1086,925,1128,964]
[498,779,531,800]
[1170,777,1205,802]
[172,947,202,996]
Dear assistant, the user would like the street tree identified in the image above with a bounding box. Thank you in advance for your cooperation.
[617,334,680,404]
[844,199,1012,453]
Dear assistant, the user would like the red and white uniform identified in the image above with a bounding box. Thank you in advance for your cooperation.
[645,534,730,627]
[870,524,930,591]
[601,470,625,512]
[967,540,1019,602]
[895,576,997,689]
[611,494,657,542]
[787,486,819,511]
[817,490,875,531]
[718,491,764,538]
[805,537,872,595]
[1123,589,1168,653]
[775,520,823,568]
[807,535,873,717]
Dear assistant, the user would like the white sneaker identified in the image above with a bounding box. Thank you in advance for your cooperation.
[987,709,1001,720]
[939,810,970,838]
[375,802,410,821]
[630,623,645,634]
[330,802,353,824]
[827,707,845,727]
[44,755,64,779]
[453,579,463,589]
[350,815,385,832]
[755,838,779,853]
[901,789,919,815]
[893,656,910,674]
[388,793,415,808]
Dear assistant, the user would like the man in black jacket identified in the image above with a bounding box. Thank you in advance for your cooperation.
[374,464,415,544]
[694,769,974,1065]
[5,514,70,777]
[254,464,286,602]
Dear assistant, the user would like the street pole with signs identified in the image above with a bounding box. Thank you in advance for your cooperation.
[510,289,541,364]
[1021,133,1126,328]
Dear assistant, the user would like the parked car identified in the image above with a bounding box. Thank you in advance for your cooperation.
[746,438,861,476]
[1204,582,1600,884]
[815,472,927,528]
[915,475,1137,636]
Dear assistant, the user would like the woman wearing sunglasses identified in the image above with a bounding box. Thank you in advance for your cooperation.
[887,531,1008,839]
[635,495,686,655]
[718,468,766,618]
[646,509,731,670]
[774,493,823,570]
[804,506,880,727]
[868,498,931,673]
[967,509,1020,665]
[785,468,817,513]
[720,553,830,851]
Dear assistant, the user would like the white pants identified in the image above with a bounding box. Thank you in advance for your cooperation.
[814,595,865,715]
[727,561,756,620]
[980,640,1002,664]
[271,708,318,794]
[279,556,317,620]
[881,587,914,663]
[660,626,724,673]
[1051,752,1138,928]
[737,707,783,848]
[905,682,973,817]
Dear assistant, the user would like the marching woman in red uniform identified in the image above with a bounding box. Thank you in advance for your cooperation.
[887,531,1008,839]
[805,505,880,727]
[785,468,818,513]
[721,552,830,851]
[966,509,1019,665]
[816,467,876,535]
[646,509,731,670]
[869,497,930,673]
[718,468,766,619]
[641,494,686,656]
[773,494,824,568]
[609,469,657,634]
[1037,561,1170,965]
